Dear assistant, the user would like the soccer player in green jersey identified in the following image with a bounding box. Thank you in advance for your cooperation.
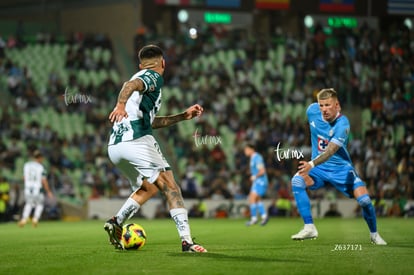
[104,45,207,252]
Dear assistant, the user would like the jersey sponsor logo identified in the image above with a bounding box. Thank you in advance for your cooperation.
[317,136,329,151]
[143,76,151,83]
[145,72,159,85]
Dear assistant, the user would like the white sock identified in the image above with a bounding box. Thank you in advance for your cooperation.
[116,198,140,225]
[21,203,33,222]
[33,204,44,222]
[304,223,316,230]
[170,208,192,243]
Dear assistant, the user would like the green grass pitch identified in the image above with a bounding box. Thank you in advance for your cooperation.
[0,217,413,275]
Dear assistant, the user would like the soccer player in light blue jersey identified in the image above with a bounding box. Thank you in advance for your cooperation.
[291,88,386,245]
[244,143,269,226]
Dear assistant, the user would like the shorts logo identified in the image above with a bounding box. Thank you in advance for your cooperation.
[318,137,329,151]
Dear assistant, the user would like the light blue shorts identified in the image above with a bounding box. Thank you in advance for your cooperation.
[308,164,366,198]
[250,179,268,197]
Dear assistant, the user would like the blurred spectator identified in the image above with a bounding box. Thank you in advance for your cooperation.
[0,175,10,222]
[154,199,169,218]
[268,181,292,217]
[59,169,75,198]
[181,171,201,199]
[208,178,232,200]
[0,23,412,217]
[324,203,342,217]
[188,199,207,218]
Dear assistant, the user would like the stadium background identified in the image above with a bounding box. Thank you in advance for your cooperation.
[0,0,413,222]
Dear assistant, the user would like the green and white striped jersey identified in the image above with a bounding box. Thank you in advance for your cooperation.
[108,69,164,145]
[24,161,46,194]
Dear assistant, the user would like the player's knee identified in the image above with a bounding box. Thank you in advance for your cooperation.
[357,194,372,207]
[291,175,306,191]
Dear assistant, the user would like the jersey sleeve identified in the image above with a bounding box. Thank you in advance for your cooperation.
[331,117,350,147]
[306,103,320,121]
[254,154,265,171]
[136,70,164,93]
[41,166,47,179]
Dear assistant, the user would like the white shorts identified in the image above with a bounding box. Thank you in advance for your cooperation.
[24,189,45,207]
[107,135,170,190]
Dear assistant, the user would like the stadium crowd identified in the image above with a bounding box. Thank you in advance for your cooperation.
[0,21,413,222]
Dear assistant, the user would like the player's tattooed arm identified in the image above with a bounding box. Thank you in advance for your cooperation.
[109,79,144,123]
[117,79,144,104]
[152,113,186,129]
[152,104,203,129]
[298,142,341,175]
[312,142,340,166]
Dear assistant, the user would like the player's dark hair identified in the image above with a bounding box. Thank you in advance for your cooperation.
[138,44,164,61]
[245,143,256,150]
[33,150,43,158]
[317,88,338,100]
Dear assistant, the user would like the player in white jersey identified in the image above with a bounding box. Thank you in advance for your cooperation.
[104,44,207,252]
[18,150,53,227]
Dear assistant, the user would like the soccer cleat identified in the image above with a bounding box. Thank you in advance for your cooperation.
[182,240,207,253]
[260,217,269,226]
[246,219,258,226]
[104,216,124,250]
[291,224,318,240]
[371,233,387,245]
[18,220,26,228]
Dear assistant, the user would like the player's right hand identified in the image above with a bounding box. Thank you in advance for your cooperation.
[109,103,128,123]
[183,104,204,120]
[298,160,312,174]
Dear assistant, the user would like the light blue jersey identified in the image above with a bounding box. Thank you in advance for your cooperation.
[307,102,352,169]
[250,152,268,196]
[306,103,364,197]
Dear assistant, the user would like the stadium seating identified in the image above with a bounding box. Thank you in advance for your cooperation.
[1,24,411,213]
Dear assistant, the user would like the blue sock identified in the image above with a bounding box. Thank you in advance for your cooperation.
[292,176,313,224]
[257,202,266,216]
[357,194,377,233]
[250,203,257,219]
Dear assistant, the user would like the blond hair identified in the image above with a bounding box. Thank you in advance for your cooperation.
[317,88,338,101]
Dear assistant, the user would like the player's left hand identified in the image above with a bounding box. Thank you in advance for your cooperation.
[183,104,204,120]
